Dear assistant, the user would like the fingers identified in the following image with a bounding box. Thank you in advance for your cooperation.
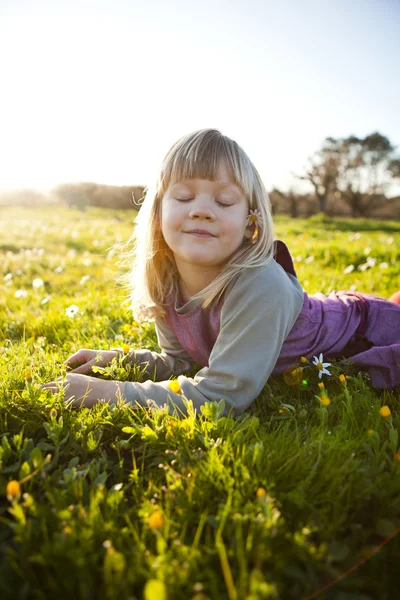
[68,362,92,375]
[63,351,84,368]
[42,378,70,394]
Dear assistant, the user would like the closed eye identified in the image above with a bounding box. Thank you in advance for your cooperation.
[175,198,232,207]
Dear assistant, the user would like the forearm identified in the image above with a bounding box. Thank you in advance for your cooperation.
[113,347,194,380]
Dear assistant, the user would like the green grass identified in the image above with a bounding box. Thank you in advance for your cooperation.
[1,206,400,600]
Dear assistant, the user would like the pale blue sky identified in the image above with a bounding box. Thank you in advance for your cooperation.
[0,0,399,195]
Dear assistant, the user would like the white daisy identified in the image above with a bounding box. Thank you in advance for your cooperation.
[343,265,354,274]
[312,353,331,379]
[246,209,263,227]
[32,278,44,288]
[65,304,80,318]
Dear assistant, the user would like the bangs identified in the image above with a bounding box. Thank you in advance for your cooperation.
[158,129,253,200]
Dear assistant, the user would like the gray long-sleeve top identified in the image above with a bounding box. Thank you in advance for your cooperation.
[122,258,304,418]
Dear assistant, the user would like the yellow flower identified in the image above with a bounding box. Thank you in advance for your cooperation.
[339,374,346,383]
[379,405,391,418]
[283,367,303,386]
[318,382,325,390]
[6,480,21,502]
[148,510,164,529]
[168,380,181,394]
[319,393,331,406]
[122,344,131,354]
[300,356,308,364]
[25,368,32,381]
[256,487,267,498]
[367,429,374,435]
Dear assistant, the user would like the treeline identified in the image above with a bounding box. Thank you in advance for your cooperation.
[269,189,400,219]
[52,182,145,211]
[274,131,400,219]
[2,131,399,219]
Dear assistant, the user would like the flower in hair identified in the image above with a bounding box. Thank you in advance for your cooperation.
[246,209,263,227]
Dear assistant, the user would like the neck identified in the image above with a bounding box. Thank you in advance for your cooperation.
[177,264,221,303]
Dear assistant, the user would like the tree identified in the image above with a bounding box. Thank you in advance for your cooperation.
[294,137,341,214]
[297,132,400,218]
[336,132,398,217]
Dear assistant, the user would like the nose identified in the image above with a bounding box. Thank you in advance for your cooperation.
[188,198,216,221]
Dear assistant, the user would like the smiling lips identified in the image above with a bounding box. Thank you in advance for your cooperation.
[185,229,216,238]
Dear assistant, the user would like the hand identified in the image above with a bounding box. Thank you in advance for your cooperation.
[42,373,125,408]
[63,349,119,375]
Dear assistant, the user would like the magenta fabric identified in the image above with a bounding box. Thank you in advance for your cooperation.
[164,297,222,367]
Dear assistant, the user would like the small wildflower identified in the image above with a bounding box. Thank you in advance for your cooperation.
[246,209,263,226]
[318,382,325,390]
[65,304,80,318]
[24,368,32,381]
[300,356,308,364]
[32,278,44,288]
[319,393,331,406]
[379,405,391,418]
[343,265,354,274]
[14,289,28,298]
[312,353,331,379]
[168,380,181,394]
[256,487,267,499]
[283,367,303,386]
[148,510,164,529]
[367,429,374,435]
[6,480,21,502]
[122,344,131,354]
[339,374,346,383]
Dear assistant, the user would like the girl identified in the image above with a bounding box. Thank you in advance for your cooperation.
[42,129,400,416]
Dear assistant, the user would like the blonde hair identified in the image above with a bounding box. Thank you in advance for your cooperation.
[117,128,275,321]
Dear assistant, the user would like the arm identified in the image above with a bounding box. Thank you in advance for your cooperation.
[122,262,304,418]
[121,317,196,380]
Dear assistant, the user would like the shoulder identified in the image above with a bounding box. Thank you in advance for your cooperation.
[224,259,304,305]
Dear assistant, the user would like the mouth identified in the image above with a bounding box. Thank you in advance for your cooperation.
[184,230,216,238]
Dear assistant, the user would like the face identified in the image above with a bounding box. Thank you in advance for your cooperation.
[161,161,250,279]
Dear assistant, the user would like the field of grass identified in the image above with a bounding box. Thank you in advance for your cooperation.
[1,206,400,600]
